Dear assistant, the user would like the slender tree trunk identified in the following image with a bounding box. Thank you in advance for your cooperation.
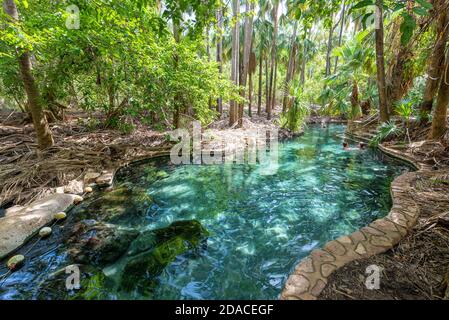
[300,32,307,86]
[3,0,53,150]
[249,66,253,117]
[267,1,279,120]
[431,49,449,139]
[257,51,263,115]
[375,0,390,123]
[282,21,298,113]
[334,0,346,74]
[271,59,278,113]
[265,56,269,114]
[420,0,449,122]
[216,3,224,115]
[172,19,181,129]
[325,16,334,77]
[239,0,255,127]
[230,0,240,126]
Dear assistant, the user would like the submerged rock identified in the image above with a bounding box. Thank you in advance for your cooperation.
[84,184,153,223]
[67,220,139,266]
[119,220,209,293]
[39,227,52,238]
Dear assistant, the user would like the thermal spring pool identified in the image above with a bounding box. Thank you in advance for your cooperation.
[0,125,411,300]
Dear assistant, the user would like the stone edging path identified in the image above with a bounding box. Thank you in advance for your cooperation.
[280,144,424,300]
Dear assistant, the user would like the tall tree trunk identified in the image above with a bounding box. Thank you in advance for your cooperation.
[420,0,449,122]
[249,65,253,117]
[229,0,240,126]
[172,19,181,129]
[239,0,255,127]
[334,0,346,74]
[325,15,334,77]
[300,32,307,86]
[431,49,449,139]
[257,51,263,115]
[375,0,390,123]
[3,0,53,150]
[282,21,298,113]
[265,55,269,114]
[216,3,224,116]
[267,1,279,120]
[271,59,278,113]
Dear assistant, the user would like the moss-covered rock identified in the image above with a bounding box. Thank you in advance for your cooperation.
[119,220,209,293]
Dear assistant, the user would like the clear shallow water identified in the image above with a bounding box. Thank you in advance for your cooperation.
[0,125,410,300]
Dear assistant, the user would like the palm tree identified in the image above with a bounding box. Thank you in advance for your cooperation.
[375,0,389,123]
[267,0,280,120]
[229,0,240,126]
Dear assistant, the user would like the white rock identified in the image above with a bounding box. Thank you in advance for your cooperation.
[64,180,84,195]
[84,172,101,185]
[39,227,52,238]
[73,195,84,204]
[84,186,93,193]
[7,255,25,270]
[54,212,67,221]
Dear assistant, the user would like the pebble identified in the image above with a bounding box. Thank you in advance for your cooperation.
[54,212,67,221]
[7,255,25,271]
[39,227,52,238]
[84,186,93,193]
[73,195,84,204]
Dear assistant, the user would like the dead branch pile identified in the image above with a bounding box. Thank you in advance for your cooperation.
[0,119,170,207]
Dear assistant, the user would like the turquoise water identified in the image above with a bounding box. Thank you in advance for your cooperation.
[0,125,410,300]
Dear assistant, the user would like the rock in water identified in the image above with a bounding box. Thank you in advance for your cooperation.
[39,227,52,238]
[73,195,84,204]
[54,212,67,221]
[84,186,93,193]
[156,171,169,180]
[7,255,25,270]
[67,221,140,266]
[120,220,209,293]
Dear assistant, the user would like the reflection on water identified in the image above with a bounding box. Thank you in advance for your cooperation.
[0,125,410,300]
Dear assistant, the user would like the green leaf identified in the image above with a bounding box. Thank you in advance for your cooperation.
[416,0,433,10]
[400,13,416,45]
[413,7,429,16]
[350,0,374,13]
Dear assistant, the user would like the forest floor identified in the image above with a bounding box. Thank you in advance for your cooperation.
[320,120,449,300]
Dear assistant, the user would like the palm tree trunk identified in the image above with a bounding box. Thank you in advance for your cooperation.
[334,0,346,74]
[431,49,449,139]
[325,15,334,77]
[229,0,240,126]
[375,0,390,123]
[216,3,224,115]
[265,55,269,114]
[282,21,298,113]
[420,0,449,122]
[3,0,53,150]
[267,1,279,120]
[257,51,263,115]
[239,0,255,127]
[300,33,307,86]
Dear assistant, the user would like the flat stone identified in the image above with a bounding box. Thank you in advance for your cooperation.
[370,219,401,234]
[320,263,337,277]
[361,226,385,236]
[389,211,409,228]
[311,279,327,297]
[294,257,315,274]
[0,194,78,259]
[336,235,353,245]
[310,249,336,263]
[355,243,367,255]
[370,235,393,247]
[350,230,367,244]
[283,274,310,297]
[64,180,84,195]
[324,240,346,256]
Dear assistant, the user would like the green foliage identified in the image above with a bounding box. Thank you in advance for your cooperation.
[0,0,238,130]
[370,122,403,146]
[280,86,309,132]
